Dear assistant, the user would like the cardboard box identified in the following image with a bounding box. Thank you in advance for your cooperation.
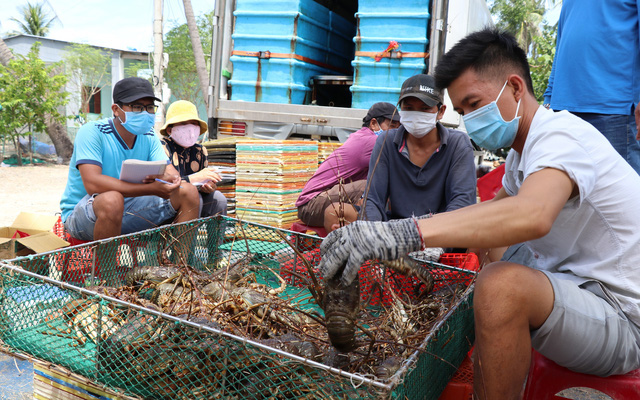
[0,212,69,260]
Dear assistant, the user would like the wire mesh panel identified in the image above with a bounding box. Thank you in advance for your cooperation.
[2,216,475,399]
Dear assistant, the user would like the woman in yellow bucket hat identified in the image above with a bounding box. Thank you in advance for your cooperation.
[160,100,227,217]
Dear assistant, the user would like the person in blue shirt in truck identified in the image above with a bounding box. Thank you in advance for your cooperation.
[543,0,640,175]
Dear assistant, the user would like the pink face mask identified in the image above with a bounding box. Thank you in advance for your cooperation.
[170,124,200,148]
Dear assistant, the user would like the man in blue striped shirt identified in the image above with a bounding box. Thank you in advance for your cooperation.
[61,78,200,241]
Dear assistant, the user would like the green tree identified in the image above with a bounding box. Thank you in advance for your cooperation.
[64,43,112,122]
[529,24,556,103]
[0,42,68,165]
[1,19,73,162]
[163,11,213,108]
[491,0,546,53]
[10,2,57,37]
[124,61,150,80]
[490,0,558,101]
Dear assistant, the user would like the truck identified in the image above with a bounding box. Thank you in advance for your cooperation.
[206,0,493,143]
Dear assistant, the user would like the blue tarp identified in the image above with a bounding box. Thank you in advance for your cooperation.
[18,137,56,156]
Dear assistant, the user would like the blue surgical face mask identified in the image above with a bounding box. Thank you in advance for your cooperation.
[117,105,156,136]
[462,80,521,150]
[374,129,385,136]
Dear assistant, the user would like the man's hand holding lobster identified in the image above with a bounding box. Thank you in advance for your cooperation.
[318,215,442,285]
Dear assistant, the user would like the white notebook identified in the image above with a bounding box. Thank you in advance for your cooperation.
[119,159,168,183]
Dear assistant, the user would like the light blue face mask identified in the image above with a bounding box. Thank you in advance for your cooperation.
[117,105,156,136]
[374,129,385,136]
[462,80,521,150]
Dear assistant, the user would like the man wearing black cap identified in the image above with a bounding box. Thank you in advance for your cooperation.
[362,74,476,224]
[60,77,200,241]
[296,102,400,232]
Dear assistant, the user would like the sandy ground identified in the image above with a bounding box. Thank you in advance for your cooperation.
[0,355,32,399]
[0,164,68,227]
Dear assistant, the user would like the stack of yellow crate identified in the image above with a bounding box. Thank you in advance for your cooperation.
[317,141,342,164]
[235,140,318,228]
[203,137,247,216]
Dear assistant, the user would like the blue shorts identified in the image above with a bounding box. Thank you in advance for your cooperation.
[64,194,177,241]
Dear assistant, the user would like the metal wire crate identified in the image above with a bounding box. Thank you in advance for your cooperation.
[1,216,475,399]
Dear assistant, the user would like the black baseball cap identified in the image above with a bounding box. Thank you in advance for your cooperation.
[363,102,401,125]
[398,74,443,107]
[113,77,161,104]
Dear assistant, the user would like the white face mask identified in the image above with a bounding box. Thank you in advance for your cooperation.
[399,110,437,138]
[170,124,200,148]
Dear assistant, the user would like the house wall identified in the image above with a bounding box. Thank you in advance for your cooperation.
[3,35,150,142]
[5,35,67,62]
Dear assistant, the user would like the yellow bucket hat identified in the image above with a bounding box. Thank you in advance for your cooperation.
[159,100,208,136]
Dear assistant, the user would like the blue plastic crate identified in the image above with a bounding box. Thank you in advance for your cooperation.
[358,0,431,12]
[232,0,355,72]
[350,57,427,109]
[229,56,332,104]
[350,0,431,109]
[231,0,356,104]
[355,11,430,53]
[327,12,356,69]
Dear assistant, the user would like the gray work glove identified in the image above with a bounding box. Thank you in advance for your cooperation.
[318,218,424,285]
[409,247,444,262]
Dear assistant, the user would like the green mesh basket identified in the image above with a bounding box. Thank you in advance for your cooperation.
[1,216,475,400]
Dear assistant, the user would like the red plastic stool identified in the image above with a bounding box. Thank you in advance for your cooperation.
[67,237,89,246]
[290,222,328,238]
[56,236,96,284]
[439,352,474,400]
[477,163,505,202]
[61,236,148,285]
[523,350,640,399]
[53,218,94,284]
[54,217,145,284]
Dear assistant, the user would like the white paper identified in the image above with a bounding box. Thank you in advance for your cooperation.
[119,159,168,183]
[193,179,212,187]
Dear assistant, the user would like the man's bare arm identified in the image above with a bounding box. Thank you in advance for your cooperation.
[419,167,575,249]
[79,164,180,199]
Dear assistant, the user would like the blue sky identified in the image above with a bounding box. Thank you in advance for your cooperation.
[544,1,562,25]
[2,1,562,52]
[0,0,214,52]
